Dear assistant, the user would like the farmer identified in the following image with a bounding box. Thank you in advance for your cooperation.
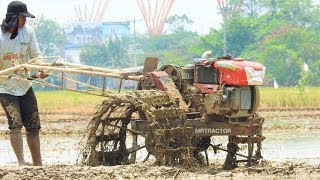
[0,1,46,166]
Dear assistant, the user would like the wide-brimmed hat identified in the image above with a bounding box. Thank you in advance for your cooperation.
[7,1,35,18]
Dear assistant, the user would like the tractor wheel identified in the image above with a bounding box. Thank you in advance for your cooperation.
[79,97,147,166]
[79,90,195,166]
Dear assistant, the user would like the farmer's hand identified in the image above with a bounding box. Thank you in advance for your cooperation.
[31,70,48,79]
[38,70,48,79]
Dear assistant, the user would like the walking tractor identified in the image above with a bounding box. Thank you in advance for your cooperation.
[0,53,266,169]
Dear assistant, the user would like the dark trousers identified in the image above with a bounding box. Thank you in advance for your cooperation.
[0,87,41,132]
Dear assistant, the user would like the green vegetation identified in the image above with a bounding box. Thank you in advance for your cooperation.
[32,0,320,89]
[80,36,132,68]
[35,91,105,113]
[33,17,66,56]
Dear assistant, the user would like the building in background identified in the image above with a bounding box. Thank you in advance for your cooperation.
[63,21,130,63]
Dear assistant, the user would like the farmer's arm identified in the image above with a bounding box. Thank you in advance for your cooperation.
[28,26,47,78]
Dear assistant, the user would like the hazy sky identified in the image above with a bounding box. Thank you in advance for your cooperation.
[0,0,222,34]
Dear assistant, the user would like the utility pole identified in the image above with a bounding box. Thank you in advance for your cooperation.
[217,0,228,55]
[133,18,137,67]
[128,18,142,67]
[217,0,243,55]
[223,10,227,55]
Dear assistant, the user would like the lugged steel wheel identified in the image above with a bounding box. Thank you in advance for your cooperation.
[95,102,147,165]
[79,94,148,166]
[79,90,195,166]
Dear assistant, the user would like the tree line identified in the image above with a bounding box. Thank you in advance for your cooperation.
[33,0,320,87]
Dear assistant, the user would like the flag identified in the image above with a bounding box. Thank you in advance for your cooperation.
[303,62,309,72]
[274,78,279,88]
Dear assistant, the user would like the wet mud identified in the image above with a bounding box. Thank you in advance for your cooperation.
[0,109,319,179]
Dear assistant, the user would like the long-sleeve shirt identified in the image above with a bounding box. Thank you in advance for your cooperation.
[0,24,42,96]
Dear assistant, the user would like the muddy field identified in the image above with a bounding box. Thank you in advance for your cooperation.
[0,109,319,179]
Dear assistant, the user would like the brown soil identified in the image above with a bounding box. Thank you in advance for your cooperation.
[0,161,319,179]
[0,109,319,179]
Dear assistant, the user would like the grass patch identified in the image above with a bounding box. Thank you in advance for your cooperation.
[259,87,320,108]
[35,90,106,113]
[34,87,320,113]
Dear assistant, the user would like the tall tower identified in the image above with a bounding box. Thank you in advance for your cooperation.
[74,0,111,22]
[137,0,175,35]
[217,0,242,20]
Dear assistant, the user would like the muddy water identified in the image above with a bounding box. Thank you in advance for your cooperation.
[263,131,320,163]
[1,131,318,166]
[202,130,320,166]
[262,117,320,164]
[0,134,82,166]
[0,115,319,167]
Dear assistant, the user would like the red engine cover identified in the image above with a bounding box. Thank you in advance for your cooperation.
[213,58,265,86]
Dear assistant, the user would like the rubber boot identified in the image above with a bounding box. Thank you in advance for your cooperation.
[26,130,42,166]
[9,128,27,166]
